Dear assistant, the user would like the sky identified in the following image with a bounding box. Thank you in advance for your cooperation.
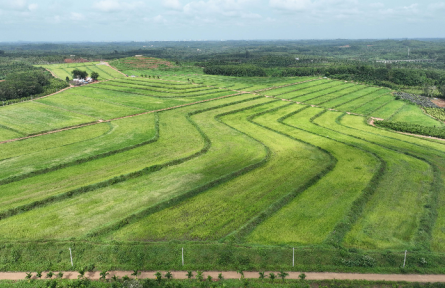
[0,0,444,41]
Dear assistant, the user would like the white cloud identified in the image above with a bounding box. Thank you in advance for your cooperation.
[93,0,144,12]
[0,0,29,11]
[70,12,85,21]
[163,0,182,10]
[269,0,311,11]
[28,3,38,11]
[153,15,167,23]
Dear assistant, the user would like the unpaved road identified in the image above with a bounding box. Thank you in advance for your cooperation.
[2,271,445,282]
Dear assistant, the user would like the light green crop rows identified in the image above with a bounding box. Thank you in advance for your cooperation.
[1,73,444,262]
[40,63,125,80]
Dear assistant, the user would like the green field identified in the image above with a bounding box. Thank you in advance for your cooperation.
[40,62,124,80]
[1,63,445,274]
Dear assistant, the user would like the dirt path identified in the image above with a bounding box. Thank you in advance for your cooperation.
[100,62,128,77]
[2,271,445,282]
[0,92,245,145]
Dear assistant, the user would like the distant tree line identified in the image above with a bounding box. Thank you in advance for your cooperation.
[281,65,445,88]
[204,65,267,77]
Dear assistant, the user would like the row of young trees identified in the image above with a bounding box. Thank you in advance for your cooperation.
[204,65,267,77]
[375,120,445,139]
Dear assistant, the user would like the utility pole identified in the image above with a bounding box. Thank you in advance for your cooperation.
[403,250,407,268]
[292,248,295,267]
[408,47,410,58]
[182,247,184,266]
[69,248,73,267]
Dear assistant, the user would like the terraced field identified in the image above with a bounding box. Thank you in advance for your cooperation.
[39,62,125,81]
[1,68,444,272]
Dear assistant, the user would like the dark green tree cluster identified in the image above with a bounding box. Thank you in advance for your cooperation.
[0,70,50,101]
[375,120,445,139]
[204,65,267,77]
[71,69,88,79]
[281,65,445,89]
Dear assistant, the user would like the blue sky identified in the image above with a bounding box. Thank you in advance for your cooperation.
[0,0,444,41]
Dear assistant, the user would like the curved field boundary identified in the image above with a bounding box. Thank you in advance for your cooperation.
[316,112,442,250]
[260,106,385,246]
[114,79,205,90]
[331,88,384,109]
[0,115,159,186]
[92,85,231,99]
[294,84,365,104]
[316,86,369,106]
[253,78,321,93]
[266,80,340,99]
[222,103,338,242]
[85,97,274,238]
[0,92,245,145]
[102,81,217,95]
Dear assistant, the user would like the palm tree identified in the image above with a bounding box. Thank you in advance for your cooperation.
[196,271,204,282]
[299,273,306,280]
[258,271,266,281]
[154,271,162,284]
[99,270,109,280]
[165,271,173,280]
[186,271,193,281]
[77,267,85,279]
[131,269,140,279]
[207,275,212,282]
[57,272,64,279]
[269,272,276,283]
[25,272,32,280]
[237,269,244,280]
[218,273,224,281]
[36,271,42,279]
[111,275,119,282]
[278,271,289,283]
[46,271,54,279]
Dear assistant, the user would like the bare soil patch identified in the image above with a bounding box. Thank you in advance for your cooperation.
[432,98,445,108]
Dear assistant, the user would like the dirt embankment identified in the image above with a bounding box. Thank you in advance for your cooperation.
[432,98,445,108]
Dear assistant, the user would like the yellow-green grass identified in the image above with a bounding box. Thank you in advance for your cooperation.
[297,84,359,104]
[0,127,24,141]
[108,101,331,242]
[370,101,406,119]
[389,104,445,127]
[259,79,325,96]
[352,94,395,115]
[79,86,235,111]
[40,63,124,80]
[280,81,344,100]
[305,85,366,105]
[335,89,390,112]
[36,89,143,119]
[114,79,200,90]
[95,82,227,98]
[0,94,252,215]
[0,97,272,240]
[102,80,215,95]
[313,112,434,250]
[320,87,380,108]
[246,105,378,245]
[0,102,96,135]
[0,113,157,181]
[333,115,445,251]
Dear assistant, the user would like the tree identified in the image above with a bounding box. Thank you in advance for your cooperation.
[71,69,88,79]
[91,71,99,81]
[131,269,140,279]
[57,272,64,279]
[196,271,204,281]
[77,267,86,279]
[25,272,32,280]
[438,84,445,99]
[154,271,162,284]
[46,271,54,279]
[278,271,289,283]
[218,273,224,281]
[165,271,173,280]
[65,76,70,82]
[258,271,266,281]
[36,271,42,279]
[186,271,193,281]
[298,273,306,280]
[100,270,109,280]
[269,272,276,283]
[0,50,4,55]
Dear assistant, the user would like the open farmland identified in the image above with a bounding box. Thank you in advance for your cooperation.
[1,63,445,274]
[39,62,125,81]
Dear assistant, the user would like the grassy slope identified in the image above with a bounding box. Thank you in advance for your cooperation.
[246,105,378,245]
[0,113,157,181]
[0,102,96,135]
[313,112,434,250]
[107,101,331,242]
[0,96,269,240]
